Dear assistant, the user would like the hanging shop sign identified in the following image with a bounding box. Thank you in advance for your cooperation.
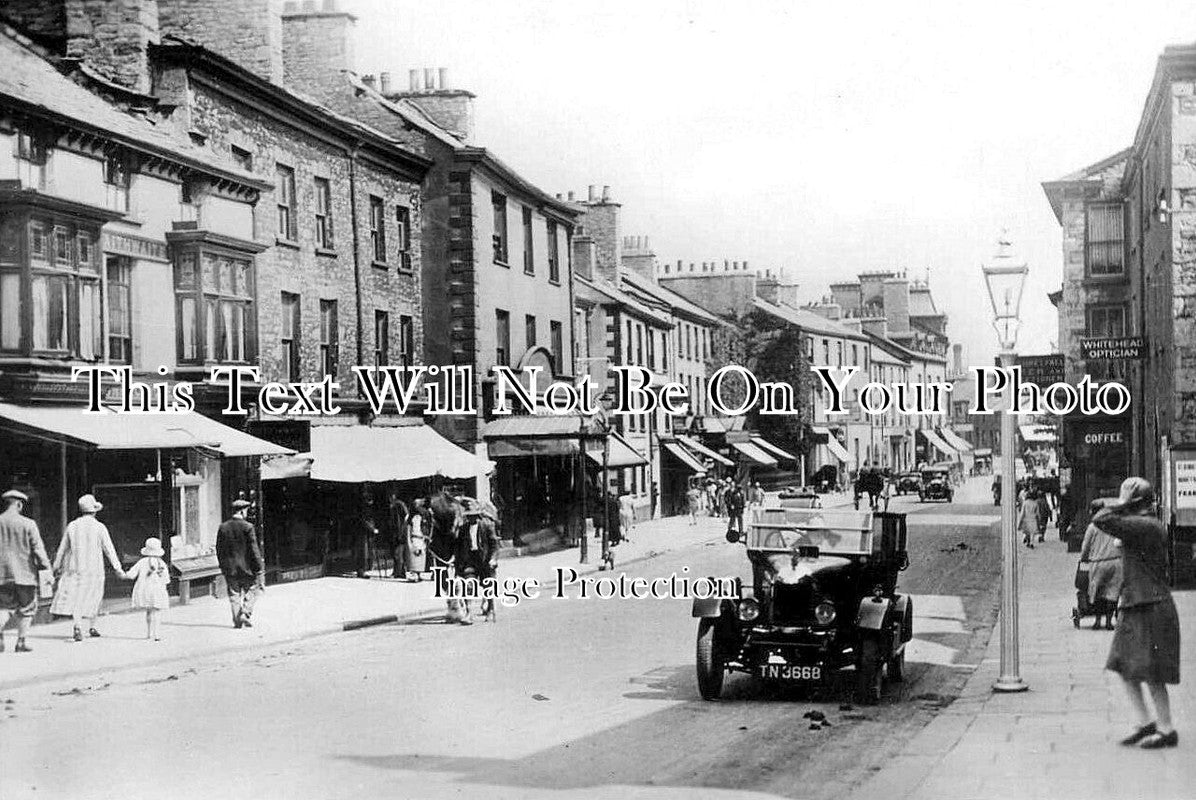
[1016,354,1065,388]
[1080,337,1146,361]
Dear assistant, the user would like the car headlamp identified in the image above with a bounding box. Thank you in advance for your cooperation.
[814,602,836,625]
[737,598,760,622]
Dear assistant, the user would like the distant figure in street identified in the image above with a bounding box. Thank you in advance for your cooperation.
[686,484,701,525]
[1035,487,1052,543]
[618,494,635,544]
[1017,488,1040,549]
[216,499,264,629]
[1094,478,1180,749]
[0,489,52,653]
[351,508,379,579]
[126,537,170,641]
[1079,499,1122,630]
[705,479,718,517]
[388,494,410,579]
[750,482,766,508]
[725,483,746,537]
[1057,487,1075,542]
[404,498,429,581]
[51,494,127,641]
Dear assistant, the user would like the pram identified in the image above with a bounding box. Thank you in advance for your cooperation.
[1071,563,1117,630]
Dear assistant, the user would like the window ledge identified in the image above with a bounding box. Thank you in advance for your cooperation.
[275,236,300,250]
[494,259,510,269]
[548,278,561,287]
[315,247,338,258]
[524,269,535,277]
[1081,273,1128,287]
[372,260,390,269]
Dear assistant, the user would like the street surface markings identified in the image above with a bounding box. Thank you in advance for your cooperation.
[906,593,976,668]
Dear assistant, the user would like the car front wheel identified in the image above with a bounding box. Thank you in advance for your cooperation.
[696,618,725,700]
[856,637,884,705]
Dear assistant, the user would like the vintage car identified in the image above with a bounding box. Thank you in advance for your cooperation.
[918,468,953,503]
[694,507,913,704]
[894,472,922,495]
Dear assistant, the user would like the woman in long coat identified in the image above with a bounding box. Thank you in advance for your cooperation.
[1093,477,1180,749]
[51,494,126,641]
[1017,488,1040,549]
[1079,498,1122,629]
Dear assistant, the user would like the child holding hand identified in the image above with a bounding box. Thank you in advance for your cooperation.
[126,538,170,640]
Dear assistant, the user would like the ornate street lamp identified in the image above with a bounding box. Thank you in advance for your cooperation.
[981,234,1030,693]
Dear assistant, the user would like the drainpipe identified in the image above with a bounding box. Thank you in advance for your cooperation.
[348,142,365,368]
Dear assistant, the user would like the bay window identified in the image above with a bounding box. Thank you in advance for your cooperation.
[170,232,259,367]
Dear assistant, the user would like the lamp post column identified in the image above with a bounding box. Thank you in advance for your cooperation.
[994,348,1029,693]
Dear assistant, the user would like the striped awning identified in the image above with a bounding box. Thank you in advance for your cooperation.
[939,427,973,452]
[663,441,706,474]
[730,440,778,467]
[677,435,734,466]
[825,436,852,465]
[920,428,958,459]
[751,436,796,462]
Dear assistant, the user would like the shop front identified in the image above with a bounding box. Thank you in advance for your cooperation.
[1060,413,1131,551]
[0,402,290,608]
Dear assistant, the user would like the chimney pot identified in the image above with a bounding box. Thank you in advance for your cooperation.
[587,185,597,202]
[567,190,575,201]
[408,69,420,91]
[439,67,449,90]
[379,72,392,94]
[689,262,695,272]
[362,74,376,88]
[555,193,562,200]
[602,185,611,202]
[644,236,650,250]
[424,68,436,92]
[744,261,749,271]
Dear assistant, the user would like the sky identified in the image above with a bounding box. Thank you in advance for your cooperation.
[350,0,1195,368]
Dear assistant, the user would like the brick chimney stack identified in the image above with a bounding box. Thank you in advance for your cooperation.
[280,0,356,99]
[160,0,284,84]
[387,64,476,142]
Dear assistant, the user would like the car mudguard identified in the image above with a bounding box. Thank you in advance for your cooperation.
[891,594,913,642]
[855,596,890,631]
[692,597,730,618]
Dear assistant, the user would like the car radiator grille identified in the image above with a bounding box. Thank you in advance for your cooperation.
[770,583,813,626]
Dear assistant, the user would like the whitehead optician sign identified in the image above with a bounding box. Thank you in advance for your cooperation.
[1080,336,1147,360]
[70,363,1133,419]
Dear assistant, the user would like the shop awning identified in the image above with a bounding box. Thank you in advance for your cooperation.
[920,428,958,459]
[0,403,291,456]
[585,433,648,469]
[824,436,852,465]
[663,441,706,474]
[306,424,494,483]
[482,415,587,458]
[260,454,315,480]
[973,448,993,457]
[939,427,973,452]
[1019,424,1057,443]
[729,440,778,467]
[676,435,734,466]
[751,436,796,462]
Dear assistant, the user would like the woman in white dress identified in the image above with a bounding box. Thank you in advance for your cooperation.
[51,494,126,641]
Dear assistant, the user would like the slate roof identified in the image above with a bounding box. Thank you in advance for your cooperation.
[753,298,869,342]
[0,26,266,190]
[621,271,721,326]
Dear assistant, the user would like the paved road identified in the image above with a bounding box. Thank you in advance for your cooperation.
[0,486,1001,800]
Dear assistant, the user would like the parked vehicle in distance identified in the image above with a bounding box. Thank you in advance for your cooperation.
[694,507,913,704]
[918,468,953,503]
[894,472,922,496]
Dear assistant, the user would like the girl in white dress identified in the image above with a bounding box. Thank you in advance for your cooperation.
[126,538,170,640]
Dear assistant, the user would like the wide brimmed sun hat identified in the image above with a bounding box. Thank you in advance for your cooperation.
[141,537,165,557]
[77,494,103,514]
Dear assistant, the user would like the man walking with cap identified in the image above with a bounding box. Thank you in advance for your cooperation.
[0,490,51,653]
[216,498,264,629]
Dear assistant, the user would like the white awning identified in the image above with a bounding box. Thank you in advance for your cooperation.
[307,424,493,483]
[939,427,973,452]
[663,441,706,474]
[920,429,958,459]
[0,403,291,456]
[584,433,648,470]
[751,436,796,462]
[676,435,734,466]
[730,440,778,467]
[825,437,852,465]
[1020,425,1057,443]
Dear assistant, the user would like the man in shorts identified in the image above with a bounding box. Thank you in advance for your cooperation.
[0,489,52,653]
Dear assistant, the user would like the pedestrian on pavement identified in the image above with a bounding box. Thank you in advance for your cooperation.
[1079,499,1122,630]
[705,479,718,517]
[51,494,127,641]
[1017,488,1040,549]
[1035,486,1052,542]
[126,537,170,641]
[725,482,746,537]
[388,493,410,579]
[1094,477,1180,749]
[351,505,379,579]
[0,489,52,653]
[685,483,701,525]
[618,494,635,544]
[216,498,264,629]
[1057,486,1075,542]
[408,498,431,579]
[750,482,765,508]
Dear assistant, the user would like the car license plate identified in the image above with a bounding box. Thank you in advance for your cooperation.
[758,664,821,681]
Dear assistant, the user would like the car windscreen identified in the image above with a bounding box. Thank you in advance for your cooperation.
[747,508,873,554]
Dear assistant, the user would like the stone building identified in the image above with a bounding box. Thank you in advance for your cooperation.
[1042,42,1196,542]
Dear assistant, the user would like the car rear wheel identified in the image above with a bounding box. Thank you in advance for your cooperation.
[696,618,725,700]
[856,637,884,705]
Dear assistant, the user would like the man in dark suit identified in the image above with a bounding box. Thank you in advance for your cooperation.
[216,498,264,629]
